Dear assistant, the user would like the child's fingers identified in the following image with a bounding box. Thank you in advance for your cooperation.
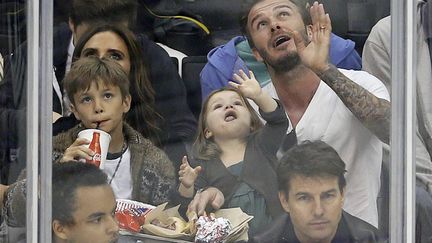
[248,70,256,80]
[182,156,192,167]
[228,81,240,89]
[71,137,90,147]
[232,73,244,84]
[79,146,95,157]
[76,149,94,160]
[63,146,93,161]
[239,69,250,80]
[193,166,202,174]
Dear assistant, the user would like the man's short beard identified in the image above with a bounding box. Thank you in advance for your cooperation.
[256,28,308,74]
[267,51,301,74]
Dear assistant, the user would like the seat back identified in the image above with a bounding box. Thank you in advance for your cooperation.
[346,0,390,55]
[181,56,207,120]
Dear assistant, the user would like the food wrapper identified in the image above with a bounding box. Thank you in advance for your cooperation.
[115,199,154,233]
[194,214,231,243]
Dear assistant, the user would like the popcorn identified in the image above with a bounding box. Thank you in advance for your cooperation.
[194,214,232,243]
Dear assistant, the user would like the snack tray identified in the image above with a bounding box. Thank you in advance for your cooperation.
[119,230,193,243]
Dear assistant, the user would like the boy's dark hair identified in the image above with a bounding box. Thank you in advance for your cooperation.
[69,0,138,29]
[277,140,347,195]
[52,162,109,225]
[239,0,312,48]
[64,56,130,105]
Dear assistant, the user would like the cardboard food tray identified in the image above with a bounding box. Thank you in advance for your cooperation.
[119,230,193,243]
[140,203,254,242]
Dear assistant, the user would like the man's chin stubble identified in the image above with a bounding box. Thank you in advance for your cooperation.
[267,53,301,74]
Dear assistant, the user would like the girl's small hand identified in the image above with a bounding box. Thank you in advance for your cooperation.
[179,156,202,188]
[229,70,262,100]
[60,138,95,163]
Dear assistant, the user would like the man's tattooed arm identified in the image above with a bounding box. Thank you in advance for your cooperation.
[318,65,390,144]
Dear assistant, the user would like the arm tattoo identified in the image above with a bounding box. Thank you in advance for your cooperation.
[318,65,390,144]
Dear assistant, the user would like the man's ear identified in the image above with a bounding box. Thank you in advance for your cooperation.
[70,104,81,121]
[68,18,80,46]
[68,18,76,34]
[340,187,345,205]
[278,191,290,213]
[252,47,264,62]
[122,95,132,114]
[306,25,313,41]
[52,220,69,240]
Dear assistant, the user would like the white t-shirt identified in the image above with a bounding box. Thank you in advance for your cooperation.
[104,147,133,199]
[259,69,390,227]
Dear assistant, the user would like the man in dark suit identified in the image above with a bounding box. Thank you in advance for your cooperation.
[250,141,386,243]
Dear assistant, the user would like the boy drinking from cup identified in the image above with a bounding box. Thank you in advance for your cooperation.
[53,57,176,206]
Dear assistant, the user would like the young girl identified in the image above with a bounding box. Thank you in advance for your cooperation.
[178,70,288,235]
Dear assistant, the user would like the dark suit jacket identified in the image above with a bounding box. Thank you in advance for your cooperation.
[249,211,387,243]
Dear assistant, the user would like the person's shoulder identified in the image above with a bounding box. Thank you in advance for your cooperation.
[368,16,391,45]
[372,16,391,35]
[53,22,72,54]
[124,123,175,176]
[249,213,290,243]
[52,123,82,151]
[339,68,386,87]
[135,33,170,57]
[337,68,390,100]
[342,211,387,242]
[123,122,157,150]
[208,36,246,59]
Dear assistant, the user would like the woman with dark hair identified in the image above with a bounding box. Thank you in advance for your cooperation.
[54,24,197,167]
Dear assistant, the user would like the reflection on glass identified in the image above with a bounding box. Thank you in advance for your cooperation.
[0,0,28,242]
[363,0,432,241]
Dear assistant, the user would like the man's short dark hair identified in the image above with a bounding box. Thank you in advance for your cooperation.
[70,0,138,28]
[277,141,347,195]
[239,0,312,48]
[52,162,108,225]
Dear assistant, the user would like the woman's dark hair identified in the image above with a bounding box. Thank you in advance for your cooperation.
[73,24,161,145]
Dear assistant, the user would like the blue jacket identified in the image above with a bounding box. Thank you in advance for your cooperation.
[200,34,362,100]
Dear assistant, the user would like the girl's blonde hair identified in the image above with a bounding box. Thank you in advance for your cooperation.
[193,87,264,160]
